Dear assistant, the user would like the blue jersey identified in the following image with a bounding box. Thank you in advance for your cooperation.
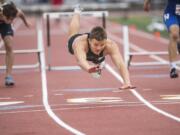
[165,0,180,13]
[163,0,180,30]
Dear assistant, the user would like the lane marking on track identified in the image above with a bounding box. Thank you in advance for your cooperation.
[67,97,123,104]
[23,95,34,98]
[0,97,11,100]
[161,95,180,100]
[105,63,180,122]
[1,100,180,115]
[62,87,117,92]
[131,73,169,78]
[0,101,24,106]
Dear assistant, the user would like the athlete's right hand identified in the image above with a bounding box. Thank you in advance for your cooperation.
[88,66,101,73]
[88,66,102,78]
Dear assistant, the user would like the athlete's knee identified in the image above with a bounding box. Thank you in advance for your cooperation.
[5,45,13,54]
[170,32,179,41]
[3,40,13,53]
[169,26,179,41]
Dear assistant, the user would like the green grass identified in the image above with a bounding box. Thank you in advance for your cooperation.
[108,15,169,38]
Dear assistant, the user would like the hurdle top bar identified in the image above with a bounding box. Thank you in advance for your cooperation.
[43,11,109,19]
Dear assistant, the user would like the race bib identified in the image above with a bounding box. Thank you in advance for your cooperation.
[175,4,180,15]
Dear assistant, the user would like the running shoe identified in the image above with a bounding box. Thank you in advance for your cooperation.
[170,68,179,78]
[74,4,83,13]
[5,76,15,86]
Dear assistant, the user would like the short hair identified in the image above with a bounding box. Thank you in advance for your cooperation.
[89,26,107,41]
[2,1,18,19]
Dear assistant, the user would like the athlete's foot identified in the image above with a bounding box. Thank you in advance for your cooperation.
[5,75,15,86]
[170,68,179,78]
[74,4,83,13]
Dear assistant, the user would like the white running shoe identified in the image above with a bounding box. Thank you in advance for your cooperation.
[74,4,83,13]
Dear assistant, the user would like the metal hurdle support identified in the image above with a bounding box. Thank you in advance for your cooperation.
[122,25,180,67]
[43,11,109,71]
[0,21,42,70]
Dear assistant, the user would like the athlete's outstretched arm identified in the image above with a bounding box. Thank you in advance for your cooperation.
[17,9,30,28]
[108,41,134,89]
[73,40,92,72]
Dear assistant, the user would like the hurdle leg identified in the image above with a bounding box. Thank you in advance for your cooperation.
[123,25,130,67]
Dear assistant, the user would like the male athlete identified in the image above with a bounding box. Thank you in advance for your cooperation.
[144,0,180,78]
[67,6,135,90]
[0,1,30,86]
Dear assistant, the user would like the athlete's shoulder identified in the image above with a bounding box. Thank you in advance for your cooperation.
[106,39,117,46]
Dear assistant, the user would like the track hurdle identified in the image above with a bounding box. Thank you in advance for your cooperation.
[43,11,109,71]
[0,22,42,70]
[122,25,180,67]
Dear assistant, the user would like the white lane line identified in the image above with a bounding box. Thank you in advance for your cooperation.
[0,101,24,106]
[105,63,180,122]
[0,97,11,100]
[1,100,180,115]
[37,20,85,135]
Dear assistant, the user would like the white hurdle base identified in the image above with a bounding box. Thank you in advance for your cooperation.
[47,66,81,71]
[0,63,40,70]
[0,49,41,54]
[0,20,43,70]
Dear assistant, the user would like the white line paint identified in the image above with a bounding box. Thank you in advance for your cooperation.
[37,20,85,135]
[105,63,180,122]
[1,100,180,115]
[0,101,24,106]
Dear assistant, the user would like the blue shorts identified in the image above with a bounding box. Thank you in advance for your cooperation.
[163,9,180,31]
[0,23,14,38]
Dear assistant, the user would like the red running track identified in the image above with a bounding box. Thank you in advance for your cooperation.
[0,15,180,135]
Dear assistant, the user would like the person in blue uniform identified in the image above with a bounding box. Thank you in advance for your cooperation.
[67,6,135,90]
[144,0,180,78]
[0,1,30,86]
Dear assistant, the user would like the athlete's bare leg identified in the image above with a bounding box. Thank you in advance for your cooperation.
[3,35,14,77]
[3,35,15,85]
[168,25,179,63]
[68,6,82,38]
[168,24,179,78]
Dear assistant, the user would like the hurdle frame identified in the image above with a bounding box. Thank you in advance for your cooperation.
[122,25,180,67]
[0,21,42,70]
[43,11,109,71]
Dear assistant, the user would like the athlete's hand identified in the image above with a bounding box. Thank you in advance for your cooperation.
[88,66,102,78]
[25,21,32,28]
[88,65,101,73]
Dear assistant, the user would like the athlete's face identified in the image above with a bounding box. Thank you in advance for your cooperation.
[89,38,106,55]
